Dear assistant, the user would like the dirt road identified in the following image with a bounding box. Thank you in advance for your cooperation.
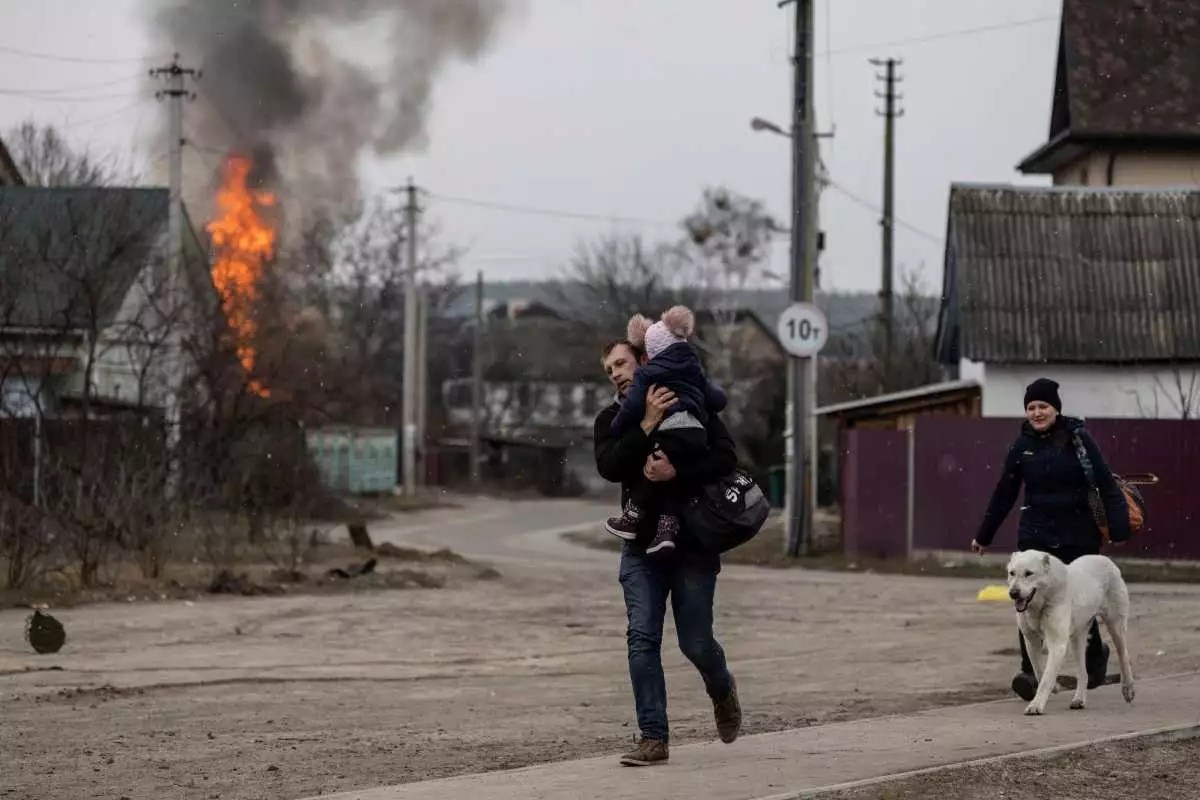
[4,497,1200,800]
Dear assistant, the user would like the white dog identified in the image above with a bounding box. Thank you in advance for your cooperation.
[1006,550,1136,715]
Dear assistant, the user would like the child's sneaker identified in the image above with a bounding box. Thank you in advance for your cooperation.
[645,514,678,555]
[605,503,643,541]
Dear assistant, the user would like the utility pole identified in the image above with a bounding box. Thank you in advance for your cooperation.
[871,57,902,385]
[780,0,816,557]
[469,270,484,489]
[402,179,420,495]
[151,54,198,498]
[415,288,429,487]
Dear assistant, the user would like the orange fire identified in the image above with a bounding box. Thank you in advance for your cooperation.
[207,155,276,396]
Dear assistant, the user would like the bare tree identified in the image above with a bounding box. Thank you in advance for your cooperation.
[675,186,780,402]
[819,268,940,405]
[1128,363,1200,420]
[546,233,700,337]
[4,121,128,187]
[542,187,787,477]
[269,198,464,427]
[0,188,199,585]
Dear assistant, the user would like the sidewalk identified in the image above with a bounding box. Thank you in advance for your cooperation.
[305,671,1200,800]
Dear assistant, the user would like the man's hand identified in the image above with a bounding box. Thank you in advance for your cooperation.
[644,449,677,482]
[970,539,986,556]
[640,385,677,434]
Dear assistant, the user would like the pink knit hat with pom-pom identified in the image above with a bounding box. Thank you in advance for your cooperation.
[641,305,695,359]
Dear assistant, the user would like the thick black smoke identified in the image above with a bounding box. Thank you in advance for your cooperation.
[143,0,513,221]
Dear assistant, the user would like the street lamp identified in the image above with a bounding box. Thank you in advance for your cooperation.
[750,116,791,138]
[750,116,833,189]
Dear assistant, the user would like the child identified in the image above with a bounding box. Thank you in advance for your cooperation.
[605,306,727,555]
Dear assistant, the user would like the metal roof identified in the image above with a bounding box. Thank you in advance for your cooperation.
[0,136,22,186]
[815,379,980,417]
[1058,0,1200,138]
[0,187,211,332]
[937,184,1200,365]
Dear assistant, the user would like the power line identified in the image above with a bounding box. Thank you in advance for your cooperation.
[54,100,148,132]
[826,180,942,244]
[0,74,145,96]
[818,15,1057,58]
[183,128,229,159]
[0,90,140,104]
[0,42,162,65]
[423,190,680,229]
[193,94,252,147]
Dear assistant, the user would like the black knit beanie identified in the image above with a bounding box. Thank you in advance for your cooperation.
[1023,378,1062,412]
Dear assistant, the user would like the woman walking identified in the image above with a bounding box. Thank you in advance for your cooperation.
[971,378,1131,701]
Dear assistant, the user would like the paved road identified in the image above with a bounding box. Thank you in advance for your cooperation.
[367,495,847,588]
[369,495,617,567]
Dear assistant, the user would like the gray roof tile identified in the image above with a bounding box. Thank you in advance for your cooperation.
[938,184,1200,364]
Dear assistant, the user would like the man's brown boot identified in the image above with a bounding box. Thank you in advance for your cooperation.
[619,738,669,767]
[713,678,742,743]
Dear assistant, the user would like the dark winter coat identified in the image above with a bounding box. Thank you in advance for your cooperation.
[609,342,727,435]
[976,415,1131,550]
[594,401,737,547]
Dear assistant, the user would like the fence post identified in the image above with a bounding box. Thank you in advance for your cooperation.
[905,423,915,560]
[32,412,43,509]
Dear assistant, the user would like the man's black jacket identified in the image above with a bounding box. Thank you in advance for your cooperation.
[594,399,737,528]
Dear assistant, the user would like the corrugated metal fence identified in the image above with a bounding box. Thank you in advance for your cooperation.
[842,416,1200,561]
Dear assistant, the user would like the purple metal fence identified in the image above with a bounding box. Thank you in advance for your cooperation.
[842,416,1200,561]
[841,428,909,559]
[912,417,1017,553]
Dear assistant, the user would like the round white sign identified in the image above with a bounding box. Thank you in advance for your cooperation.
[776,302,828,358]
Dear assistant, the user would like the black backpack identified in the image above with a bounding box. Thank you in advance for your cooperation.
[682,470,771,554]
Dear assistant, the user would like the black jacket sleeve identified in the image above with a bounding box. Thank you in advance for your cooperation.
[672,412,737,489]
[594,404,652,484]
[976,440,1023,546]
[1078,429,1131,542]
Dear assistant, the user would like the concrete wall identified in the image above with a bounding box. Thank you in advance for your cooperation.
[1055,150,1200,188]
[964,359,1200,419]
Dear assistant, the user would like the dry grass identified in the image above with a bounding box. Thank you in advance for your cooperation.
[0,523,489,609]
[827,731,1200,800]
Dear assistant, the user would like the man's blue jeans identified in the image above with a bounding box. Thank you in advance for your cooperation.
[618,543,733,742]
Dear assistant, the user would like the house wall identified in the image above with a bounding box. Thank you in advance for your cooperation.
[442,379,613,433]
[967,360,1200,419]
[1054,150,1200,188]
[57,256,192,411]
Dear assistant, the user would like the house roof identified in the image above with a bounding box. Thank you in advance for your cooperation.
[815,379,980,419]
[0,187,207,331]
[936,184,1200,365]
[1019,0,1200,174]
[0,136,22,186]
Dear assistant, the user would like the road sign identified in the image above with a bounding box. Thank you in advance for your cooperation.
[776,302,828,358]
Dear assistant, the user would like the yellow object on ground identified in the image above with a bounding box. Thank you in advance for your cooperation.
[977,584,1010,602]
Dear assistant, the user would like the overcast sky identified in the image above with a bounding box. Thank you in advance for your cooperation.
[0,0,1061,294]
